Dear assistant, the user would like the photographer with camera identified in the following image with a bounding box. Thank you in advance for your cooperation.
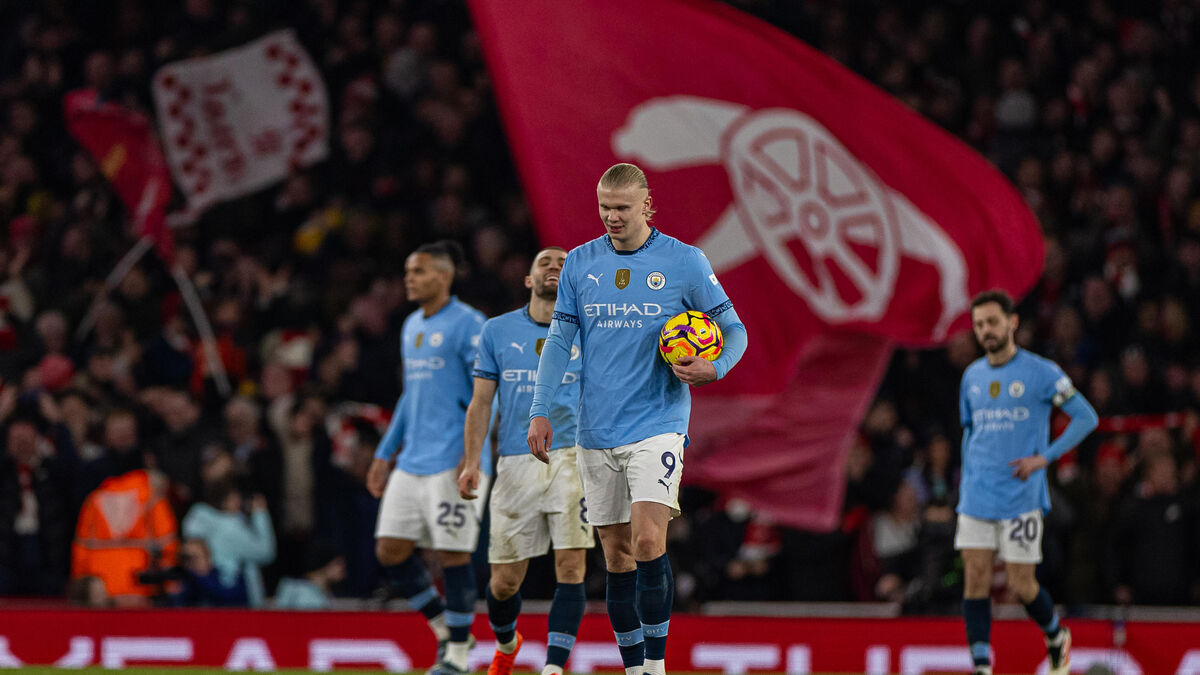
[171,538,250,606]
[180,478,275,608]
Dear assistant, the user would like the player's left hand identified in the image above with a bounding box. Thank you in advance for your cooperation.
[457,463,481,500]
[672,355,718,386]
[1009,454,1048,481]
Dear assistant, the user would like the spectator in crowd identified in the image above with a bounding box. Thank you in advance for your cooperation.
[1109,453,1197,605]
[77,408,143,499]
[180,479,276,608]
[172,538,249,607]
[152,389,219,512]
[0,416,77,596]
[1063,442,1129,604]
[870,481,923,603]
[273,542,347,610]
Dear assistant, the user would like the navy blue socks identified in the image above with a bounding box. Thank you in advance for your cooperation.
[963,597,991,668]
[1023,587,1061,637]
[443,563,477,644]
[487,585,522,646]
[606,569,645,670]
[384,555,445,620]
[636,555,673,663]
[547,581,586,667]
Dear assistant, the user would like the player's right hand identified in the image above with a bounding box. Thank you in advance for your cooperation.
[527,416,553,464]
[457,463,480,499]
[366,458,393,498]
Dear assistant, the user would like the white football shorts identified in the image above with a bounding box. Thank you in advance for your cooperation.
[375,467,490,552]
[954,509,1044,564]
[576,433,684,527]
[488,446,595,564]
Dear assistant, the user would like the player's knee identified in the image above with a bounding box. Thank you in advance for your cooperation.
[632,531,666,560]
[375,539,410,566]
[489,575,521,600]
[554,554,586,584]
[1008,576,1039,603]
[962,562,993,597]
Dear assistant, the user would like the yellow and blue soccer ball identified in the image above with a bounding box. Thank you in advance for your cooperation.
[658,311,723,364]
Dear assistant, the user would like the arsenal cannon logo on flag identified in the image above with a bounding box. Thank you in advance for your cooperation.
[469,0,1043,529]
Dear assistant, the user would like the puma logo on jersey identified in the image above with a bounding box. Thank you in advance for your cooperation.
[587,273,604,286]
[510,342,525,353]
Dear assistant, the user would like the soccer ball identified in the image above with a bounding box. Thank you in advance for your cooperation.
[658,311,723,364]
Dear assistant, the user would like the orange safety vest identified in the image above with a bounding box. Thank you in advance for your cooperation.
[71,470,179,600]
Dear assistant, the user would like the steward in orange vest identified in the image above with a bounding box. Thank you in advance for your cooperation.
[71,469,178,605]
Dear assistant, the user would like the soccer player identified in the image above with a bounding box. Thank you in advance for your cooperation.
[527,163,749,675]
[368,240,491,675]
[957,290,1098,675]
[458,246,592,675]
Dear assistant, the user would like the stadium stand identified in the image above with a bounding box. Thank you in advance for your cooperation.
[0,0,1196,615]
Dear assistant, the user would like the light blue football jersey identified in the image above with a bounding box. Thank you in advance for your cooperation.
[474,306,582,456]
[958,348,1079,519]
[378,297,493,476]
[546,229,732,449]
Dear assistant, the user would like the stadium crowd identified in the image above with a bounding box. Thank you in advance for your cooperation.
[0,0,1198,611]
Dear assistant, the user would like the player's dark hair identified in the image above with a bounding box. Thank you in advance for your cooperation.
[970,289,1015,315]
[415,240,465,270]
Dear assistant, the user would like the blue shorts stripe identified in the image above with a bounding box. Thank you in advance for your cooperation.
[642,620,669,638]
[490,620,517,634]
[409,587,439,610]
[446,610,474,628]
[547,633,576,650]
[614,628,644,647]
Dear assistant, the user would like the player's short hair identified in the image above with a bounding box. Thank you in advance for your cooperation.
[970,289,1016,315]
[530,246,567,273]
[600,163,649,190]
[599,163,656,222]
[415,240,465,271]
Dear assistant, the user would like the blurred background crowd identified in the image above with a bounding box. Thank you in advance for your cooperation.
[0,0,1198,612]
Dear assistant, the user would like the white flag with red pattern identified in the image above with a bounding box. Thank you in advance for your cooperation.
[151,30,328,212]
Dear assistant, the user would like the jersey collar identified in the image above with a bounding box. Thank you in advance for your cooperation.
[604,227,660,255]
[421,296,458,320]
[985,346,1021,368]
[523,304,550,327]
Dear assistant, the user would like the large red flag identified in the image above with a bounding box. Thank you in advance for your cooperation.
[469,0,1043,529]
[64,90,174,263]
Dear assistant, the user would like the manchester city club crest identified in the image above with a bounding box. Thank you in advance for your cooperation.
[989,381,1001,398]
[647,271,666,290]
[1009,380,1025,397]
[430,332,444,347]
[615,268,631,289]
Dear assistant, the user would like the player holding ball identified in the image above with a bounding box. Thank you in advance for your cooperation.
[528,163,748,675]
